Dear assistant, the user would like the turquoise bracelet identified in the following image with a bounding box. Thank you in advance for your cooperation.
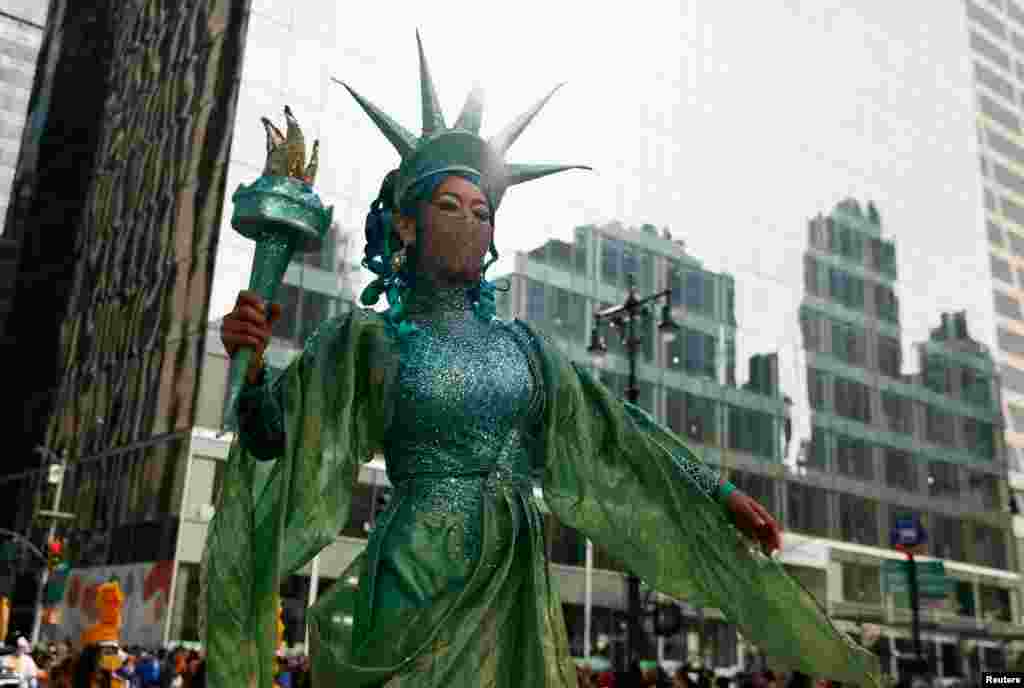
[717,481,737,503]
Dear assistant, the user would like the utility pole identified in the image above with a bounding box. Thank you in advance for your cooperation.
[30,446,71,646]
[588,272,680,670]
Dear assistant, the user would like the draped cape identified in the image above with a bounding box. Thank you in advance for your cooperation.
[202,309,881,688]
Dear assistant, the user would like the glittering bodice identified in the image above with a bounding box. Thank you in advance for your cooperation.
[384,299,537,485]
[375,285,539,567]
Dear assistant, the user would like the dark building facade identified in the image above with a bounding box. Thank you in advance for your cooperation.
[0,0,253,632]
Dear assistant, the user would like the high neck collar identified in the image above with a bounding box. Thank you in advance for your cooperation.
[404,276,475,318]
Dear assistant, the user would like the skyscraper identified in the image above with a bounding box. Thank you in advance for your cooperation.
[967,0,1024,537]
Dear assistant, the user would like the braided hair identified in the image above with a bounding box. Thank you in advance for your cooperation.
[359,169,507,336]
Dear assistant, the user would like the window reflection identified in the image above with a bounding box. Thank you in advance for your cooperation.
[841,562,881,604]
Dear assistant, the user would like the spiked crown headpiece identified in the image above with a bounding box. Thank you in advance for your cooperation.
[333,31,591,213]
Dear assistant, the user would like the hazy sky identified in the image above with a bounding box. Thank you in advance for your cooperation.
[211,0,997,457]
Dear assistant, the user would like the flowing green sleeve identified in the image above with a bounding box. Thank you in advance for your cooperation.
[237,369,286,461]
[202,310,398,688]
[516,321,881,687]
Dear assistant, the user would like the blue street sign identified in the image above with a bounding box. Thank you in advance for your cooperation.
[890,515,927,548]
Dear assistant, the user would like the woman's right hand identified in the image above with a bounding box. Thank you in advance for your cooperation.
[221,290,282,383]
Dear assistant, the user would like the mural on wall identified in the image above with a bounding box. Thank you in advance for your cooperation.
[44,561,173,647]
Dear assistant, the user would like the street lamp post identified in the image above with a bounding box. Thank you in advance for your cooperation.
[588,272,679,670]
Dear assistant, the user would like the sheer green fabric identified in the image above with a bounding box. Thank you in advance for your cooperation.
[203,310,880,688]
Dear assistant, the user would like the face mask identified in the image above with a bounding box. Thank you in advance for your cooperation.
[419,204,492,281]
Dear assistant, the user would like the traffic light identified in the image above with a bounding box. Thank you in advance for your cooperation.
[46,537,64,572]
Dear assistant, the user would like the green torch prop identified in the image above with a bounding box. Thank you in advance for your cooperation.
[221,106,333,433]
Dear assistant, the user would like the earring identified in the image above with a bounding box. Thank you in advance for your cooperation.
[391,244,407,273]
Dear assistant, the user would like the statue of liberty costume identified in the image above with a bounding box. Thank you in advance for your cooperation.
[202,34,881,688]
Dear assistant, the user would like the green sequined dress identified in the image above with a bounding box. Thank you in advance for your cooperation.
[203,286,881,688]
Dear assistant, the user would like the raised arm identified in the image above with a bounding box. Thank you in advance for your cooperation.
[221,290,284,460]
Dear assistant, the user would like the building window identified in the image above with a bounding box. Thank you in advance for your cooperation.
[924,354,952,395]
[666,388,684,436]
[839,494,879,546]
[601,238,622,286]
[925,406,956,447]
[800,309,821,352]
[969,472,1001,511]
[829,268,865,311]
[841,562,881,604]
[961,367,992,408]
[669,327,717,379]
[834,377,871,424]
[928,461,960,499]
[980,584,1012,621]
[996,283,1024,319]
[638,250,654,294]
[548,287,587,344]
[874,284,899,323]
[684,328,716,379]
[954,580,976,617]
[868,238,896,275]
[787,483,831,538]
[831,321,867,367]
[881,392,913,434]
[835,434,873,481]
[883,447,916,492]
[684,271,716,317]
[973,525,1008,570]
[685,393,718,446]
[804,256,820,296]
[803,426,828,471]
[963,417,996,460]
[574,228,589,275]
[829,223,864,263]
[526,279,545,324]
[727,405,776,459]
[808,369,827,410]
[877,335,901,378]
[930,513,965,562]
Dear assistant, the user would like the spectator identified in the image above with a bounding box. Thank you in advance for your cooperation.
[138,653,161,687]
[187,660,206,688]
[674,667,693,688]
[48,658,73,688]
[13,636,39,688]
[73,646,101,688]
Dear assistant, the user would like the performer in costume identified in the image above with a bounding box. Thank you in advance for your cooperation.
[204,33,881,688]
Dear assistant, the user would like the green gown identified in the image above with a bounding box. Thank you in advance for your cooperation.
[202,286,881,688]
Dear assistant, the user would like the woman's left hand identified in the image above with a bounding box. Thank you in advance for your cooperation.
[725,490,782,555]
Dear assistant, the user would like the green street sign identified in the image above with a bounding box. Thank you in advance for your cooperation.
[882,560,950,598]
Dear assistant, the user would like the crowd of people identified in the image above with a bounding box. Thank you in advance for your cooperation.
[572,664,840,688]
[5,639,210,688]
[6,639,323,688]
